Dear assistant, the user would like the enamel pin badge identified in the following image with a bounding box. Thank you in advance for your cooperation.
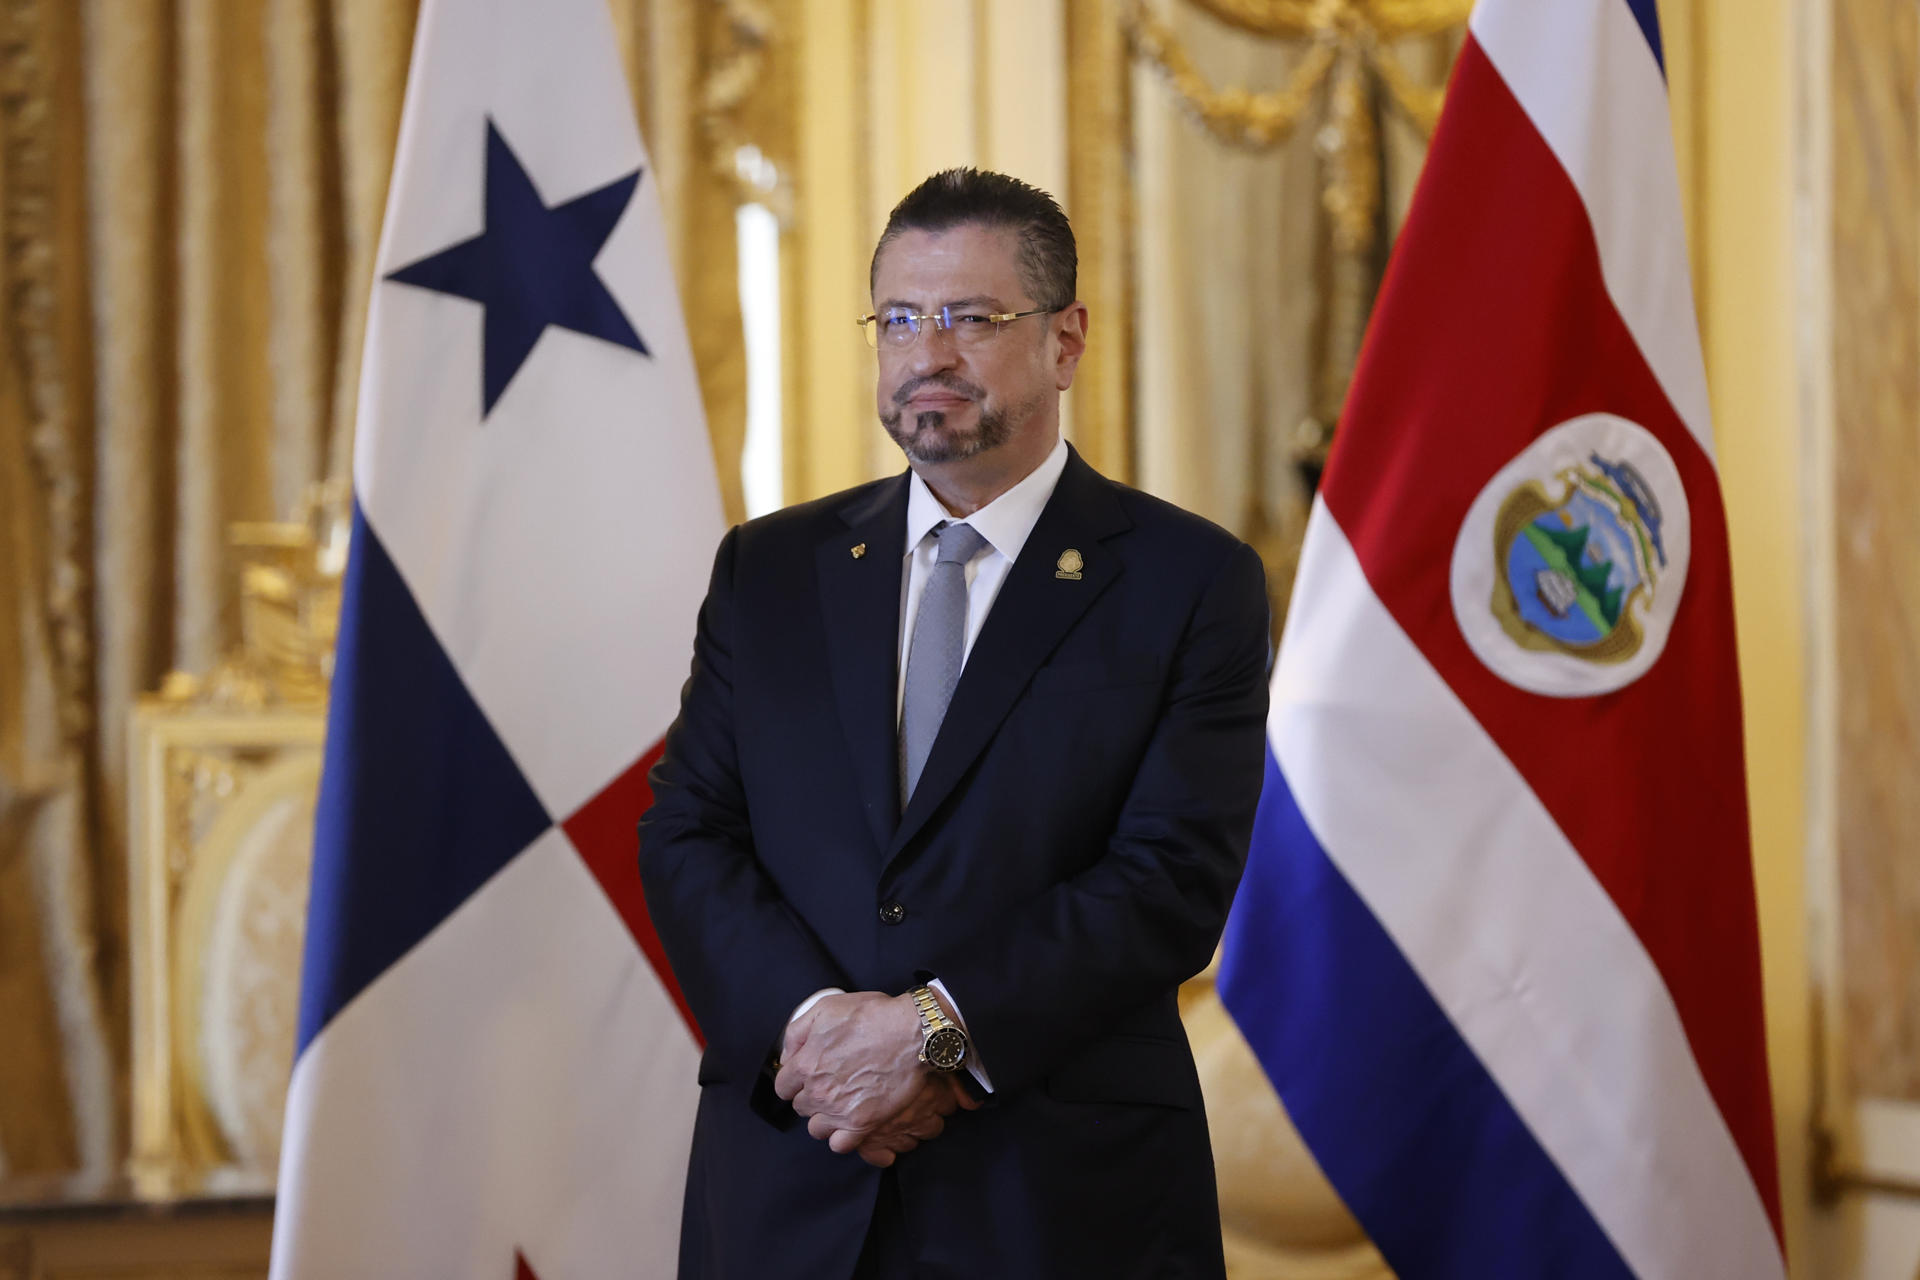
[1056,549,1084,580]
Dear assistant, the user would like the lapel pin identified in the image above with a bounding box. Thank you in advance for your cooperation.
[851,543,867,560]
[1055,548,1084,580]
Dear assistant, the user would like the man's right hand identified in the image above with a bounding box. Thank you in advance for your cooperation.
[776,991,923,1139]
[780,992,982,1165]
[851,1073,980,1168]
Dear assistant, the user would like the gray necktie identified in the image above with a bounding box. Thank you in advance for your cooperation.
[900,520,989,803]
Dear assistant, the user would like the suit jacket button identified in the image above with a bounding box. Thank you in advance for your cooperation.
[878,900,906,925]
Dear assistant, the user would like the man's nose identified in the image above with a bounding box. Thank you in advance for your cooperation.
[906,325,961,376]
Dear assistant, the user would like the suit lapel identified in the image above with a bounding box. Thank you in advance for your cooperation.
[815,475,910,857]
[887,449,1133,863]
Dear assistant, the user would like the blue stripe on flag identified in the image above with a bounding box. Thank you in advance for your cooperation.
[296,503,553,1054]
[1218,749,1634,1280]
[1622,0,1665,72]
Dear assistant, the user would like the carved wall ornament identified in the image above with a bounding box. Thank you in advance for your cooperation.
[128,490,342,1197]
[150,481,349,714]
[702,0,792,222]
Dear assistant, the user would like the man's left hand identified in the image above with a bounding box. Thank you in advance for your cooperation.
[851,1073,978,1168]
[774,991,923,1142]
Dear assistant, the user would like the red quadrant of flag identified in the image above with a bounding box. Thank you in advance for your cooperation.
[562,738,703,1046]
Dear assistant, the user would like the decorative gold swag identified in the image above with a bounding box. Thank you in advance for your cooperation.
[1125,0,1470,252]
[0,0,755,1181]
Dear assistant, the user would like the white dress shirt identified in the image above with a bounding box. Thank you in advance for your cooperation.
[789,436,1072,1095]
[894,435,1071,721]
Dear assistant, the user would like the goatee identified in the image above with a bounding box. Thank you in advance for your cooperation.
[881,404,1013,464]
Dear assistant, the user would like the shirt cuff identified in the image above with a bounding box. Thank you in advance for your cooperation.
[927,977,994,1093]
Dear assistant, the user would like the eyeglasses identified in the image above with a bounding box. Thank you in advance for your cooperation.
[858,304,1058,350]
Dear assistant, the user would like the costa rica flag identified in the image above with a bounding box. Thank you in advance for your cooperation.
[1217,2,1785,1276]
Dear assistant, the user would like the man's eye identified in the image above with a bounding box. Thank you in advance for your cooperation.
[952,313,992,326]
[880,313,915,329]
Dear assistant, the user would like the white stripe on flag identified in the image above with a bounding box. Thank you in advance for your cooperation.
[271,830,699,1278]
[1272,499,1782,1280]
[1470,0,1716,462]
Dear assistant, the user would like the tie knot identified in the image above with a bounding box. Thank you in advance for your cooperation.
[933,521,988,566]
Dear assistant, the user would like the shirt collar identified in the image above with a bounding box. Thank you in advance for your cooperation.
[903,435,1070,563]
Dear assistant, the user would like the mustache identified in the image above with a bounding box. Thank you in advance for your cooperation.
[893,375,984,406]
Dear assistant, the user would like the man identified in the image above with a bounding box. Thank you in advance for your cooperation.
[640,168,1270,1279]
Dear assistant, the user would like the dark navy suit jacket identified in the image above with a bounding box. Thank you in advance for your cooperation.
[639,446,1271,1279]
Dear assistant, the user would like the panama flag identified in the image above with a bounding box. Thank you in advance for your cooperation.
[1218,1,1785,1277]
[269,0,718,1274]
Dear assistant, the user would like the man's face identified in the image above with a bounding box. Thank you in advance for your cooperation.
[870,223,1062,466]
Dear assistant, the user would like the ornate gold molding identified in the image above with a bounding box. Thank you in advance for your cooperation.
[1186,0,1468,38]
[701,0,792,220]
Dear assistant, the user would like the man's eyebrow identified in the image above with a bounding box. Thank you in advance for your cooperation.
[876,295,1006,312]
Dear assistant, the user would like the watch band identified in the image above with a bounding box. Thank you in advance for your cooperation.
[911,985,952,1031]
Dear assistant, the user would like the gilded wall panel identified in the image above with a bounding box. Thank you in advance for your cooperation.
[1832,0,1920,1105]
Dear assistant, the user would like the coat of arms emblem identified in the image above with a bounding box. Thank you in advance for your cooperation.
[1450,414,1692,698]
[1491,452,1667,665]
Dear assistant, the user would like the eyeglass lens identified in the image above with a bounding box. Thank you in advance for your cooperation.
[872,306,998,348]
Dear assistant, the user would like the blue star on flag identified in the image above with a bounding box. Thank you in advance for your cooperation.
[386,118,649,416]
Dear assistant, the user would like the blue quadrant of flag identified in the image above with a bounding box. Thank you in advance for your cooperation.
[297,503,554,1053]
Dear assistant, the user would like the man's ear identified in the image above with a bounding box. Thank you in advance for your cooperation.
[1053,302,1089,390]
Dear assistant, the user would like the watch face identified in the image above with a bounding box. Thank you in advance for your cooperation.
[925,1026,968,1071]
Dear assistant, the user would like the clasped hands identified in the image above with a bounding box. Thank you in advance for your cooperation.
[773,991,980,1168]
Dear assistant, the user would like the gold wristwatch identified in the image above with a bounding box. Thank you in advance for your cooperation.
[910,986,969,1072]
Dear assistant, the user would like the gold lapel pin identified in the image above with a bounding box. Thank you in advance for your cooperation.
[851,543,867,560]
[1055,548,1084,580]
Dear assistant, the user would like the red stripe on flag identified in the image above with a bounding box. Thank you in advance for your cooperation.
[1322,38,1780,1231]
[561,739,704,1047]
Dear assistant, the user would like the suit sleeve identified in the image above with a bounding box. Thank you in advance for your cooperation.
[639,526,849,1096]
[920,538,1271,1096]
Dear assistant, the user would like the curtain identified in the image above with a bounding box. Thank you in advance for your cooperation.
[0,0,748,1180]
[1130,0,1452,622]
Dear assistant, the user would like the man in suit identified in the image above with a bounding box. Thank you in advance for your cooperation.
[640,168,1271,1279]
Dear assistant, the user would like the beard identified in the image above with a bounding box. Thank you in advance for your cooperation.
[882,405,1012,464]
[880,375,1030,464]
